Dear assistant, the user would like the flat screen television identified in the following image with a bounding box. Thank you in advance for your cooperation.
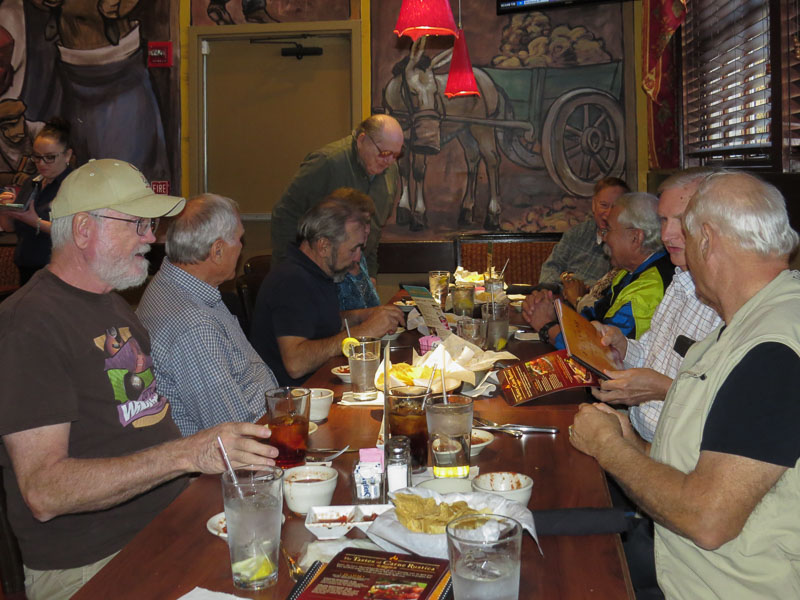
[497,0,619,15]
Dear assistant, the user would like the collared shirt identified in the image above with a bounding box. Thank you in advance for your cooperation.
[137,259,277,436]
[538,218,611,287]
[626,268,722,441]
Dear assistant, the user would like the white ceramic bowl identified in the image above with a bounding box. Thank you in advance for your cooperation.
[304,504,393,540]
[416,477,473,494]
[381,327,406,342]
[470,429,495,457]
[471,472,533,506]
[309,388,334,422]
[331,365,351,384]
[283,465,338,515]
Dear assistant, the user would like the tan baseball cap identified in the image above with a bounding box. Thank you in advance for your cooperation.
[50,159,185,219]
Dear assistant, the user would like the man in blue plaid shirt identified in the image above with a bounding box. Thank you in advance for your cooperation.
[138,194,279,435]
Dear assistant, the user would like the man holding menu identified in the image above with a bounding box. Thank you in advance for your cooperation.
[570,171,800,598]
[590,169,722,441]
[0,160,278,600]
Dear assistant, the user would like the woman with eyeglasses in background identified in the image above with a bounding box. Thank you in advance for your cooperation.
[0,118,73,284]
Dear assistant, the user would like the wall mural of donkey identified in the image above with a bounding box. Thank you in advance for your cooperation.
[382,37,508,232]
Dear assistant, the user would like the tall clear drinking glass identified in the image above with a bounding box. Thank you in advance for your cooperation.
[446,514,522,600]
[221,467,284,590]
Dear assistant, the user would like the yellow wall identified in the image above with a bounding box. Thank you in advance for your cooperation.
[633,0,648,191]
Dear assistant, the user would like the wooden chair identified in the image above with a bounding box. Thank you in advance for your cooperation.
[235,254,272,337]
[455,232,562,286]
[0,245,20,303]
[0,470,25,596]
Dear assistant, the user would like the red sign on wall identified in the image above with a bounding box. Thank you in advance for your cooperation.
[151,181,170,195]
[147,42,173,68]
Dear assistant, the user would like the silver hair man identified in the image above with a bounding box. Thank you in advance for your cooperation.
[166,193,240,264]
[613,192,663,253]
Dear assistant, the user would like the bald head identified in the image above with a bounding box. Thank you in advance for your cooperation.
[355,114,404,176]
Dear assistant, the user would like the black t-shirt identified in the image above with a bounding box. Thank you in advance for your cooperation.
[250,244,342,386]
[701,342,800,467]
[0,270,187,569]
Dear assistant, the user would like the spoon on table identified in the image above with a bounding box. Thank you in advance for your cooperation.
[306,445,351,462]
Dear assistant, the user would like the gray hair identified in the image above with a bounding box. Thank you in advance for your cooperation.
[50,208,119,250]
[166,194,240,264]
[298,195,368,247]
[657,167,716,195]
[50,214,73,249]
[614,192,663,253]
[684,171,799,257]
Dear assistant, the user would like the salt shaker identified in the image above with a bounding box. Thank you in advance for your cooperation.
[386,436,411,493]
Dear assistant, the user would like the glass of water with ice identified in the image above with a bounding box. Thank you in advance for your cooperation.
[446,514,522,600]
[221,466,284,589]
[347,337,381,401]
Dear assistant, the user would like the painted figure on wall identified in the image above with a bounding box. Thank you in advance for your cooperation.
[373,2,629,240]
[0,0,176,186]
[0,99,42,186]
[192,0,349,26]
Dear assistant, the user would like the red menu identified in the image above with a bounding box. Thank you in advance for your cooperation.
[294,548,450,600]
[498,348,601,405]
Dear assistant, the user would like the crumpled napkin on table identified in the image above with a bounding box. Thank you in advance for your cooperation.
[460,370,500,398]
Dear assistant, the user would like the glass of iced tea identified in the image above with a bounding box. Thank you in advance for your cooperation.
[265,387,311,468]
[387,385,430,473]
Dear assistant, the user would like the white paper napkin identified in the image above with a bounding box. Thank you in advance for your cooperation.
[178,588,244,599]
[460,370,500,398]
[339,391,384,406]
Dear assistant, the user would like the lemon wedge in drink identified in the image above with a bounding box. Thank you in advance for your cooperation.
[341,336,359,357]
[232,555,275,582]
[496,337,508,351]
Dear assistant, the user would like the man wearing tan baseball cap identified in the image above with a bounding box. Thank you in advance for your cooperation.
[0,159,280,600]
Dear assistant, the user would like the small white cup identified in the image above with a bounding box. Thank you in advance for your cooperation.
[471,471,534,506]
[309,388,334,422]
[283,465,338,515]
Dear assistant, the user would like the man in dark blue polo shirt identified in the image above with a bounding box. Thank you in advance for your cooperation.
[252,193,403,385]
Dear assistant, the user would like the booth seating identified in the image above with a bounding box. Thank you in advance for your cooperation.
[235,254,271,337]
[455,232,561,286]
[0,245,19,303]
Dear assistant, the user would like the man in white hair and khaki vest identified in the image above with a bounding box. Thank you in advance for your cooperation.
[569,170,800,598]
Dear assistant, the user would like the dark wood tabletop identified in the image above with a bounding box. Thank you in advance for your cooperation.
[73,311,633,600]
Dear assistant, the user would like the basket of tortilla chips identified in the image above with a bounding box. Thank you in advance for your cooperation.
[366,487,539,559]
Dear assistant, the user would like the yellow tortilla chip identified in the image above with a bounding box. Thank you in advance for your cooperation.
[392,493,487,534]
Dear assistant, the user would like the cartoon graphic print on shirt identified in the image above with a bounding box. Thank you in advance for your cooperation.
[93,326,170,428]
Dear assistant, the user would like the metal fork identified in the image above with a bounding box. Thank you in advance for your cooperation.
[474,416,558,435]
[473,417,523,438]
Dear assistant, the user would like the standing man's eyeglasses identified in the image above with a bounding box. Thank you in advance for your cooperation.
[366,134,404,161]
[94,215,160,236]
[31,151,66,164]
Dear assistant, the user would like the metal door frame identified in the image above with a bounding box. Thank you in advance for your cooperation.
[188,21,363,208]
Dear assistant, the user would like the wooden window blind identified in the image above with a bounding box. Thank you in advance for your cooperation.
[782,0,800,170]
[682,0,772,167]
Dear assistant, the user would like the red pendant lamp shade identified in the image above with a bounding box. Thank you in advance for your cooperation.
[394,0,458,41]
[445,29,480,98]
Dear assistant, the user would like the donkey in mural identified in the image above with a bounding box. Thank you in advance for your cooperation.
[383,37,506,231]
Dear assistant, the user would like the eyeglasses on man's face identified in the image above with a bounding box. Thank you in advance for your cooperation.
[94,214,160,236]
[366,134,404,161]
[31,151,66,164]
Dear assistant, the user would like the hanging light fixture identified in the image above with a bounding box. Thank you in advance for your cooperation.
[444,1,479,97]
[393,0,457,41]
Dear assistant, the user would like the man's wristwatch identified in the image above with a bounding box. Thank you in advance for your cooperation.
[538,320,558,345]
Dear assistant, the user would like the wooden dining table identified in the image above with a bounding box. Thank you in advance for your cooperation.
[73,313,634,599]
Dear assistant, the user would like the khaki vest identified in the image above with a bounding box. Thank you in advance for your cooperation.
[651,270,800,599]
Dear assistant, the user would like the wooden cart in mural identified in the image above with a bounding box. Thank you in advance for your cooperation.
[485,60,625,197]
